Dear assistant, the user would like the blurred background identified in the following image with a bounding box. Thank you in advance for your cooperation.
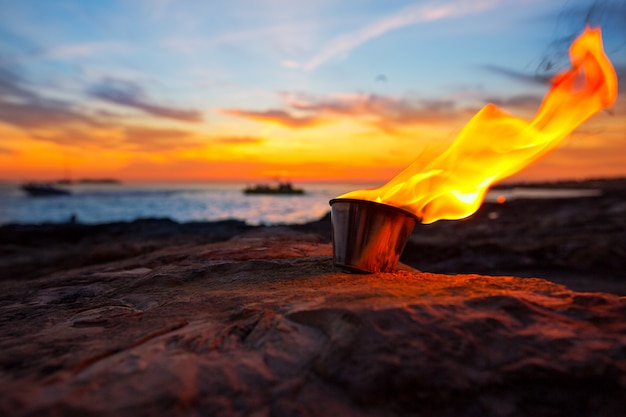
[0,0,624,226]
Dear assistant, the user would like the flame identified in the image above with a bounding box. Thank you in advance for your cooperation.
[338,27,617,224]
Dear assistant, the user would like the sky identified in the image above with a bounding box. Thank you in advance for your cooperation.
[0,0,624,183]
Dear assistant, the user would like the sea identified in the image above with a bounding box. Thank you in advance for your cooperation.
[0,182,363,226]
[0,181,601,226]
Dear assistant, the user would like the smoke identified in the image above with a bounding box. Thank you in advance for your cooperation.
[538,0,626,79]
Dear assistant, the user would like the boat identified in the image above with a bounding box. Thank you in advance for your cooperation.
[243,182,305,195]
[21,182,71,196]
[77,178,122,184]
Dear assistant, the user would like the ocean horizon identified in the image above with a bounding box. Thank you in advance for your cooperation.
[0,180,603,227]
[0,181,368,226]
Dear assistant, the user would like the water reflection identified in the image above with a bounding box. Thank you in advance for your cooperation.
[0,182,603,226]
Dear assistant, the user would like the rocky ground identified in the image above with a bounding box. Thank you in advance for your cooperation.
[1,228,625,417]
[402,178,626,294]
[0,177,625,416]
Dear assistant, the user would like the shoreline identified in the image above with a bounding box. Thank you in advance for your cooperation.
[2,177,624,295]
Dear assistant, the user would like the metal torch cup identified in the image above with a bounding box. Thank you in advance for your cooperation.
[329,198,420,273]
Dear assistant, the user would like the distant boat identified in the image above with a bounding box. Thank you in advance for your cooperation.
[77,178,121,184]
[21,182,71,197]
[243,182,305,195]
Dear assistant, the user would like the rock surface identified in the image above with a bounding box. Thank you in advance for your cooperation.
[1,228,625,417]
[401,178,626,294]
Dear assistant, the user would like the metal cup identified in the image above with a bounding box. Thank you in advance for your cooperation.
[329,198,420,273]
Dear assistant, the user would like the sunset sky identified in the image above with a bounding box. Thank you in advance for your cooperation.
[0,0,624,183]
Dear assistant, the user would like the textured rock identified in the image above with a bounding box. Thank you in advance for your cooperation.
[1,228,625,417]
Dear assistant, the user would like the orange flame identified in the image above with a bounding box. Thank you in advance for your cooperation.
[338,27,617,224]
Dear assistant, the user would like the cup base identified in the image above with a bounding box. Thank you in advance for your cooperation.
[329,198,420,273]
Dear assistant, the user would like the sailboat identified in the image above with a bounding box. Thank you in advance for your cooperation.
[21,182,71,196]
[21,153,72,196]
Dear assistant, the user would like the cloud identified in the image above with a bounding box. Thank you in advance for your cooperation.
[0,68,37,100]
[0,68,122,148]
[481,65,551,85]
[281,92,461,132]
[482,63,626,96]
[164,21,313,55]
[165,30,266,54]
[0,69,104,130]
[484,94,544,109]
[123,126,202,151]
[3,41,130,66]
[0,100,103,130]
[221,91,470,133]
[35,125,205,152]
[289,0,499,71]
[0,69,203,152]
[219,88,557,135]
[214,136,264,145]
[88,78,203,122]
[0,145,14,154]
[30,127,119,148]
[219,108,325,128]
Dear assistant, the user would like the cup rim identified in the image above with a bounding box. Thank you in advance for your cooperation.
[329,198,421,222]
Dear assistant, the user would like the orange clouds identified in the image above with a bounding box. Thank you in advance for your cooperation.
[222,93,468,133]
[1,61,624,184]
[0,69,105,132]
[0,70,207,152]
[123,127,201,151]
[219,108,325,128]
[214,136,265,145]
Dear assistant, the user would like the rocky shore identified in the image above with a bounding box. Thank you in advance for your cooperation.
[403,177,626,294]
[2,177,625,294]
[1,177,625,416]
